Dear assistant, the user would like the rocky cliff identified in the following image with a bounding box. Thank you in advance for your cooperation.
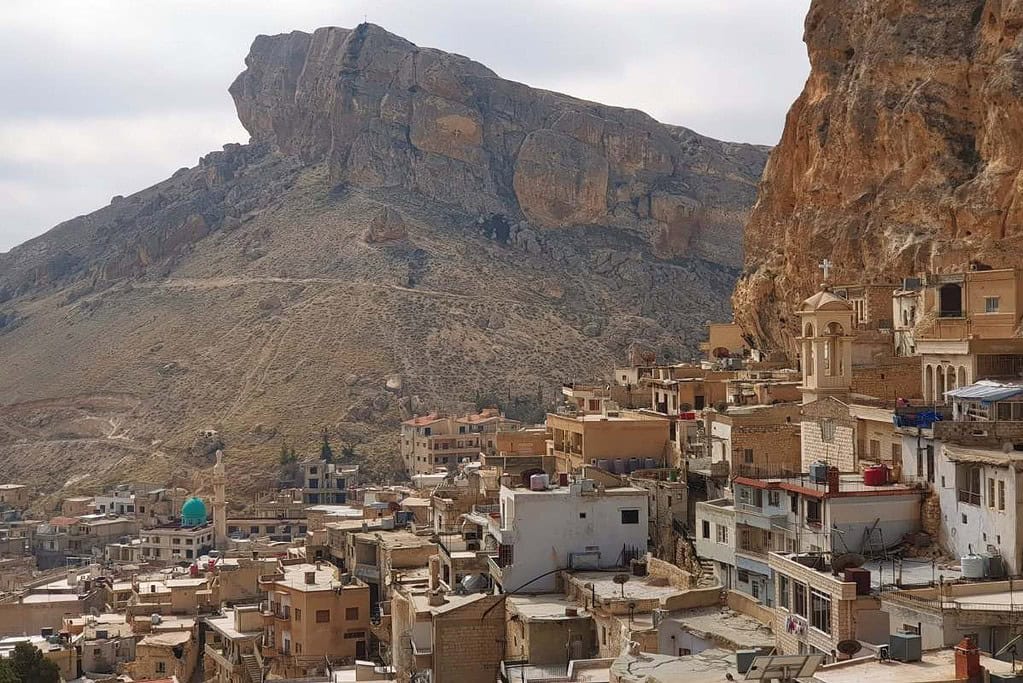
[734,0,1023,351]
[0,24,765,500]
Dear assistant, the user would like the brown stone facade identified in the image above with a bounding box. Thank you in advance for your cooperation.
[851,356,922,401]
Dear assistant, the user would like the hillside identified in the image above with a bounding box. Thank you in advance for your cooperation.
[734,0,1023,351]
[0,24,766,501]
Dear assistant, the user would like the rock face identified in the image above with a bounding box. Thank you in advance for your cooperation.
[734,0,1023,351]
[229,24,766,265]
[0,24,766,495]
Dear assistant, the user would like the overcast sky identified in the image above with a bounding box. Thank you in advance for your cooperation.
[0,0,811,253]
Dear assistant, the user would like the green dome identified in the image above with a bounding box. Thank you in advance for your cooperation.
[181,497,208,527]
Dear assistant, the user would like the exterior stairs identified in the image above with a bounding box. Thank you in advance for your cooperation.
[241,654,262,683]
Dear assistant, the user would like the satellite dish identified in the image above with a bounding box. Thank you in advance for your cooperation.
[837,640,862,656]
[832,553,866,572]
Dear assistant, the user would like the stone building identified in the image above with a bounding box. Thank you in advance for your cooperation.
[400,409,519,476]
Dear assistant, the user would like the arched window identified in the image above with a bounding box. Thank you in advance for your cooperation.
[939,284,962,318]
[823,322,844,376]
[925,365,934,403]
[958,366,968,388]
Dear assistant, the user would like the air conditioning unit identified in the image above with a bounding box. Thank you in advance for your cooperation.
[889,633,921,662]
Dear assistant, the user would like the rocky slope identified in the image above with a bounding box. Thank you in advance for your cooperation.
[0,24,765,499]
[734,0,1023,351]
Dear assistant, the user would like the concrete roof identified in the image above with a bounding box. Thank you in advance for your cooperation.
[139,631,191,648]
[507,595,590,621]
[610,648,736,683]
[205,610,261,640]
[663,607,773,649]
[568,571,683,603]
[812,648,1014,683]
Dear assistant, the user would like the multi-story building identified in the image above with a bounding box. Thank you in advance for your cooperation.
[259,561,371,678]
[769,550,885,661]
[468,470,649,593]
[343,529,437,606]
[401,409,519,476]
[546,408,669,473]
[913,267,1023,403]
[297,459,358,505]
[704,403,801,480]
[33,514,138,569]
[94,486,136,515]
[697,469,922,607]
[140,497,215,564]
[203,605,263,683]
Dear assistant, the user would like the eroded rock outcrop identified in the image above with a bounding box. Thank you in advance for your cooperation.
[734,0,1023,351]
[230,23,766,265]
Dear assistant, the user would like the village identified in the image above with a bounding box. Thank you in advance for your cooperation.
[4,264,1023,683]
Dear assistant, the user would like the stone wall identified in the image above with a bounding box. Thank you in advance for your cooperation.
[801,398,857,471]
[726,590,774,625]
[432,595,506,683]
[852,356,922,401]
[934,420,1023,449]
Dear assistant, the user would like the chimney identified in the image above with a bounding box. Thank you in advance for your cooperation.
[315,560,322,571]
[428,555,440,592]
[304,571,316,585]
[954,637,982,681]
[428,589,447,607]
[826,467,840,495]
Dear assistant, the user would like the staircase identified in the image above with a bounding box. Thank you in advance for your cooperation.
[697,558,717,586]
[241,654,262,683]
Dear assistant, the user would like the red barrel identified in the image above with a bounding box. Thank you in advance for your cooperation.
[863,464,888,486]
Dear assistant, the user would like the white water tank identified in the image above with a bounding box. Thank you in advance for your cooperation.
[961,553,986,579]
[529,473,549,491]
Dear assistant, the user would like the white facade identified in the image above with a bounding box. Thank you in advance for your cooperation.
[936,444,1023,572]
[489,481,648,592]
[95,491,136,516]
[694,499,736,589]
[708,420,732,464]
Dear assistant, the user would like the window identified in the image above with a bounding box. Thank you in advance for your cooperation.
[295,642,302,654]
[316,610,331,623]
[742,448,754,464]
[892,443,901,462]
[768,491,780,507]
[579,512,587,519]
[790,494,798,513]
[806,499,822,525]
[620,509,640,525]
[294,608,302,622]
[957,464,982,505]
[902,624,920,635]
[157,662,166,674]
[989,478,996,508]
[985,296,1000,313]
[820,418,836,442]
[344,631,366,640]
[345,607,359,620]
[869,439,880,460]
[793,583,807,617]
[602,627,607,645]
[999,480,1006,511]
[751,580,760,599]
[778,576,790,610]
[737,569,750,583]
[716,524,728,544]
[702,520,710,539]
[810,589,831,634]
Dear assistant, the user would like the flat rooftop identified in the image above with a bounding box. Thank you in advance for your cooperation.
[568,571,682,603]
[206,610,261,640]
[661,607,773,649]
[611,648,736,683]
[507,595,590,621]
[275,563,363,592]
[812,648,1014,683]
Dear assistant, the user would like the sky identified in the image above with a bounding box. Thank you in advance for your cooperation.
[0,0,812,253]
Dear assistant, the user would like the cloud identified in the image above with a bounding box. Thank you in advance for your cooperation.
[0,0,810,251]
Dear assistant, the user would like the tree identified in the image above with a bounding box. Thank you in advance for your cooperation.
[0,660,18,683]
[7,642,60,683]
[278,440,297,465]
[320,428,335,463]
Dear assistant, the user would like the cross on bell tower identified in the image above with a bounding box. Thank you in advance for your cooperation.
[797,287,854,405]
[819,258,833,285]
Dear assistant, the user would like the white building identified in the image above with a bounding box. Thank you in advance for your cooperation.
[470,475,649,593]
[95,487,136,516]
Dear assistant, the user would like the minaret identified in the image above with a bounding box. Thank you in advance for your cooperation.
[213,449,228,549]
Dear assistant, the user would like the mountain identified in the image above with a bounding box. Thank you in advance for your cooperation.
[0,24,766,500]
[734,0,1023,351]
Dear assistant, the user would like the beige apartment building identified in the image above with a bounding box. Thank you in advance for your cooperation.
[400,409,519,476]
[203,605,263,683]
[260,561,371,678]
[546,408,669,473]
[913,267,1023,402]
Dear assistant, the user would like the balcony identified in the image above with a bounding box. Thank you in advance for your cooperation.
[204,644,239,673]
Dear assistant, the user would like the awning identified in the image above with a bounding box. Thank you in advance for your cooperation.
[945,382,1023,403]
